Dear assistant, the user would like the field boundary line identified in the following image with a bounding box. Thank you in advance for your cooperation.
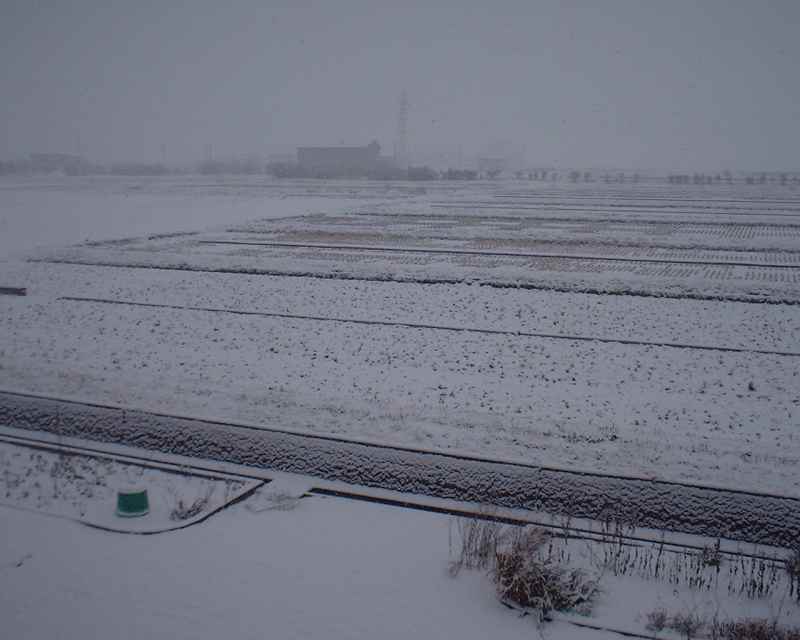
[225,228,800,255]
[364,209,800,228]
[58,295,800,357]
[30,258,800,305]
[198,239,800,269]
[431,202,800,218]
[0,386,795,501]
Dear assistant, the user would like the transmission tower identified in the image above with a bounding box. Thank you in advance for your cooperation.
[394,90,409,169]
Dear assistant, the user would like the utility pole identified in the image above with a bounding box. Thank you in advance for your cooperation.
[394,90,409,169]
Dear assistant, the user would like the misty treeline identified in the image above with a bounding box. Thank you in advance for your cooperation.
[267,162,478,181]
[1,154,798,184]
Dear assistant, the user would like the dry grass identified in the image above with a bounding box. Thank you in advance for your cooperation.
[493,526,599,616]
[448,514,507,576]
[645,608,669,632]
[786,549,800,579]
[170,487,213,521]
[599,528,788,602]
[670,611,705,639]
[449,517,600,619]
[450,514,800,632]
[699,539,722,568]
[645,611,800,640]
[710,618,800,640]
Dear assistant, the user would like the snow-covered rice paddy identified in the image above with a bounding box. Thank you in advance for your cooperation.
[2,176,798,497]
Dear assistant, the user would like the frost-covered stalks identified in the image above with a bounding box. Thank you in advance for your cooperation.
[786,549,800,603]
[169,485,214,521]
[668,611,706,639]
[709,617,800,640]
[447,512,508,576]
[645,608,669,633]
[492,526,600,619]
[596,518,639,576]
[449,511,800,633]
[647,611,800,640]
[597,524,792,603]
[448,517,600,620]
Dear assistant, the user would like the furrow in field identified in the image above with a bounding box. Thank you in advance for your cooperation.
[1,294,798,497]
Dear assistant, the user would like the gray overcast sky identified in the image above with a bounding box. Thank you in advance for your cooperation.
[1,0,798,170]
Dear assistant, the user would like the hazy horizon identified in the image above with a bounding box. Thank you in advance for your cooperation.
[2,0,799,171]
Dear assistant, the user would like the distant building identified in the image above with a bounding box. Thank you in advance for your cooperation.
[267,153,297,165]
[297,140,383,175]
[28,153,91,175]
[477,156,508,176]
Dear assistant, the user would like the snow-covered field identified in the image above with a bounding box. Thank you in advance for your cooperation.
[0,439,253,531]
[1,176,799,497]
[34,210,800,302]
[5,262,800,352]
[3,440,799,640]
[0,176,390,259]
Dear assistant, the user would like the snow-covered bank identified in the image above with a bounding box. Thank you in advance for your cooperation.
[0,492,580,640]
[3,483,798,640]
[0,439,256,533]
[3,392,799,547]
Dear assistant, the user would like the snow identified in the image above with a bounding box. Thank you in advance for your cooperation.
[32,212,800,302]
[2,424,799,639]
[0,491,588,639]
[4,261,798,352]
[0,440,255,532]
[2,272,798,497]
[4,396,800,548]
[2,481,798,640]
[2,177,800,502]
[0,176,378,259]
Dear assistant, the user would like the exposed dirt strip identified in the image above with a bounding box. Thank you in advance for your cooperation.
[434,202,800,217]
[224,229,800,254]
[58,295,800,358]
[490,197,800,212]
[0,286,27,296]
[198,239,800,269]
[495,195,800,206]
[362,210,800,229]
